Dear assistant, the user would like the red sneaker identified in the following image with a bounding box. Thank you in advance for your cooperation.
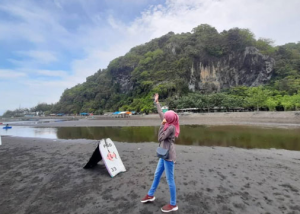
[161,204,178,212]
[141,194,155,203]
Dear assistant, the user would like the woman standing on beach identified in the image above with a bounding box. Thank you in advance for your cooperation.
[141,93,179,212]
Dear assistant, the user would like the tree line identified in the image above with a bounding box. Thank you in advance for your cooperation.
[171,86,300,112]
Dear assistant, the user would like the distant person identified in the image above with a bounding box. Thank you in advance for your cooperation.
[6,124,9,127]
[141,93,180,212]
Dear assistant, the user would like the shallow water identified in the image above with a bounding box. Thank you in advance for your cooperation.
[1,125,300,151]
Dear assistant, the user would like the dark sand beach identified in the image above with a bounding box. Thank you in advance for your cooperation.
[1,136,300,214]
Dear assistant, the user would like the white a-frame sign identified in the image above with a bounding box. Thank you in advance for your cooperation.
[99,138,126,177]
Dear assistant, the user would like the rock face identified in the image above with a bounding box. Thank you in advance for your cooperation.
[189,47,275,92]
[114,69,133,92]
[111,46,275,94]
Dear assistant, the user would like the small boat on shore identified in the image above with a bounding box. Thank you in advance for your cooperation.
[3,126,12,129]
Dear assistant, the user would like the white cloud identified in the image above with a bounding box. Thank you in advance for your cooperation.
[127,0,300,45]
[53,0,63,9]
[0,79,68,113]
[0,1,73,46]
[0,69,27,78]
[15,50,58,64]
[36,70,67,77]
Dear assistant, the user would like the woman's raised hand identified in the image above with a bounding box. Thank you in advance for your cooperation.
[154,93,159,103]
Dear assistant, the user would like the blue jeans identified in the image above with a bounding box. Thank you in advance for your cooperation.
[148,158,176,206]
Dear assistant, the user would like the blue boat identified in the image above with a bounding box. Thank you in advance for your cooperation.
[3,126,12,129]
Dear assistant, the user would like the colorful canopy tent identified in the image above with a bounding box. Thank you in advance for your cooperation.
[113,111,130,118]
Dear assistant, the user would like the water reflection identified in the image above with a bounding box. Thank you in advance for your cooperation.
[1,126,57,139]
[1,125,300,151]
[57,126,157,142]
[57,126,300,151]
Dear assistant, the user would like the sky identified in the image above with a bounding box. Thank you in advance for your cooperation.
[1,0,300,115]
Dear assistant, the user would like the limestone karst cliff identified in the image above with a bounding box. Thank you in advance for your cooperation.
[57,24,283,113]
[188,47,275,92]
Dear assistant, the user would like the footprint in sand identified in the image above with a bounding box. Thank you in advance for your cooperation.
[279,183,299,193]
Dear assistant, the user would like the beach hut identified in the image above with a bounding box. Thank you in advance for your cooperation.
[112,111,120,118]
[24,112,36,117]
[118,111,127,118]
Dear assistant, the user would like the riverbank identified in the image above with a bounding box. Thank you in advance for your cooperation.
[1,111,300,129]
[0,136,299,214]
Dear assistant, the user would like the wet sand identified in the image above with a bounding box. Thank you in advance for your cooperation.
[1,136,300,214]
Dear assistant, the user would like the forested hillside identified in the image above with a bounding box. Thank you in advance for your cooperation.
[3,24,300,117]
